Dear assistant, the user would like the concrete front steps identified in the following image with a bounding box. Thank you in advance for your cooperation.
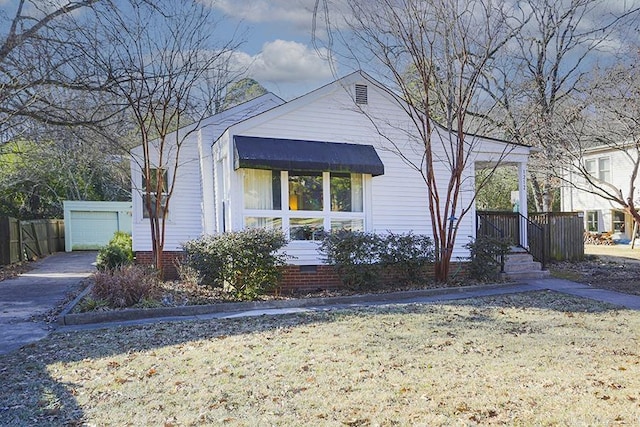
[502,249,550,281]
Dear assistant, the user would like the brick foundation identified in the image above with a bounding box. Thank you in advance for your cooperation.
[135,250,467,292]
[134,251,184,279]
[278,265,343,294]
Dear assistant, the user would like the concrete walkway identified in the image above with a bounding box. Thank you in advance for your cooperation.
[0,252,96,355]
[59,278,640,334]
[527,277,640,310]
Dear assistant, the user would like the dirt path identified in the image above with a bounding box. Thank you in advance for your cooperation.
[584,243,640,264]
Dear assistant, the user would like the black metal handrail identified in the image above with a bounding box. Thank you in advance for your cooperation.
[476,211,548,270]
[520,213,547,269]
[476,213,507,273]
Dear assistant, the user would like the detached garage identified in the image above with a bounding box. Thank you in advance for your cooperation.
[63,201,132,251]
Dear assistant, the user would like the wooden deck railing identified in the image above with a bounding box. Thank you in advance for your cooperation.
[476,211,545,267]
[476,211,584,266]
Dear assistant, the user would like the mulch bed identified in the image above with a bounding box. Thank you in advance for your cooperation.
[0,261,34,282]
[549,256,640,296]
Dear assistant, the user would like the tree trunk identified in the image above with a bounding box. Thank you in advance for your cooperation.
[433,248,452,283]
[530,175,544,212]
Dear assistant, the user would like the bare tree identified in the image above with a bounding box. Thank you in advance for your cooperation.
[485,0,640,212]
[561,55,640,233]
[81,0,242,274]
[314,0,522,281]
[0,0,119,135]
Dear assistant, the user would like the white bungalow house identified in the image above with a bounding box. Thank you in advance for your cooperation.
[561,143,638,241]
[131,71,534,285]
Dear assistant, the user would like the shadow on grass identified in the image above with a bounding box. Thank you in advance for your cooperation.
[0,289,626,425]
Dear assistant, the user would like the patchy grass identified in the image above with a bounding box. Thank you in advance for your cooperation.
[550,257,640,296]
[549,268,583,282]
[1,291,640,426]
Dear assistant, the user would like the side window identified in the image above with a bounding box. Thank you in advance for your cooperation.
[598,157,610,182]
[612,210,625,232]
[585,157,611,182]
[584,159,595,176]
[142,168,168,219]
[330,173,363,212]
[586,210,598,232]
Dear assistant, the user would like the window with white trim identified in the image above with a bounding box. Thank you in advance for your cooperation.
[243,169,365,240]
[586,210,598,232]
[612,210,625,233]
[584,156,610,182]
[142,168,168,219]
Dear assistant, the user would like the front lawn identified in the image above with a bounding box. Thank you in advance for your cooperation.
[2,291,639,425]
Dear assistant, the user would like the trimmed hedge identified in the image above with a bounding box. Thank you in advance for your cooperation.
[319,230,435,290]
[182,229,289,299]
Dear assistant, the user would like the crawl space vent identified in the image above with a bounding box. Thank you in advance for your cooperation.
[355,84,368,105]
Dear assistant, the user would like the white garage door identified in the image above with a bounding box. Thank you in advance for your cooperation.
[69,211,119,250]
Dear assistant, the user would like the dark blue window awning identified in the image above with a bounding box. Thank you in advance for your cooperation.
[233,135,384,176]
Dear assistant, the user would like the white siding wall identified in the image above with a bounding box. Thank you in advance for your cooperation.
[131,137,204,252]
[131,94,285,252]
[561,148,638,233]
[224,80,485,264]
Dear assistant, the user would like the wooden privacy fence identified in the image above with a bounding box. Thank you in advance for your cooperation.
[477,211,584,264]
[529,212,584,262]
[0,217,65,265]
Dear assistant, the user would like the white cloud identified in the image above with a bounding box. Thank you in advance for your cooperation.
[201,0,314,27]
[199,0,351,31]
[232,39,334,83]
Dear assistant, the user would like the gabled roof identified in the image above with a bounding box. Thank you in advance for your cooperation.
[198,92,285,131]
[131,92,285,154]
[221,70,527,150]
[219,70,375,137]
[582,140,638,156]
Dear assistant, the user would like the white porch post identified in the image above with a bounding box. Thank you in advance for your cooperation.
[518,161,529,249]
[198,130,216,234]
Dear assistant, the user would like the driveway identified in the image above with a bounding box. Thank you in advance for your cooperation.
[0,251,96,355]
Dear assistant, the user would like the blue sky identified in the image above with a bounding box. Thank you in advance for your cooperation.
[0,0,337,100]
[202,0,339,100]
[202,0,640,100]
[2,0,638,102]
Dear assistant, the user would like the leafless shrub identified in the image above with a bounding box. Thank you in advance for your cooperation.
[92,265,161,309]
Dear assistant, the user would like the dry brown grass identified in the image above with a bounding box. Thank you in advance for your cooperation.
[550,245,640,296]
[1,291,639,426]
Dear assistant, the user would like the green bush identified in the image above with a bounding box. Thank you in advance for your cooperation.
[182,229,289,299]
[464,235,511,282]
[378,232,435,285]
[319,230,383,290]
[91,265,160,308]
[319,230,435,290]
[96,232,133,271]
[109,232,134,259]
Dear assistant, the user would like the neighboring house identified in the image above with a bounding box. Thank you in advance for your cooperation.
[561,144,638,240]
[131,71,532,283]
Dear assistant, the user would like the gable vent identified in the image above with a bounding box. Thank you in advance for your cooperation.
[355,84,368,105]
